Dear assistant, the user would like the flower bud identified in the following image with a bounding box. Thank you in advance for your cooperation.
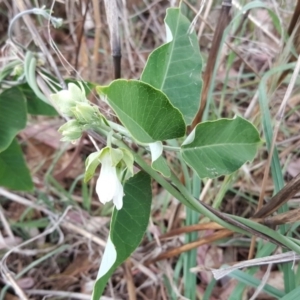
[50,83,87,117]
[71,102,98,124]
[58,119,82,141]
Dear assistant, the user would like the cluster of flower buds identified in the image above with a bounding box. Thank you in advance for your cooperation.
[51,84,134,210]
[50,83,104,142]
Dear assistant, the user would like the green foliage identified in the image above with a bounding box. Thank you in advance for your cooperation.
[181,116,261,178]
[92,172,152,299]
[19,83,58,116]
[228,269,284,299]
[280,286,300,300]
[0,3,276,299]
[0,87,27,152]
[152,156,171,177]
[0,139,33,191]
[97,79,186,143]
[141,7,202,125]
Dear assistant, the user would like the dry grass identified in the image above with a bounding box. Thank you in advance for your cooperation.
[0,0,300,299]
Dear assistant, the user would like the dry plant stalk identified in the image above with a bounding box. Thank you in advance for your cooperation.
[92,0,101,82]
[147,229,232,265]
[253,172,300,219]
[159,222,224,239]
[104,0,121,79]
[191,0,232,128]
[255,207,300,226]
[278,0,300,84]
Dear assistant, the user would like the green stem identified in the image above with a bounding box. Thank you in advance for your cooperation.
[94,126,249,235]
[91,126,300,252]
[108,121,180,152]
[168,172,247,234]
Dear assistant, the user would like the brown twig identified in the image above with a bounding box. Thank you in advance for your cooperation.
[255,208,300,226]
[159,222,224,239]
[183,0,260,79]
[277,0,300,84]
[74,0,91,73]
[253,172,300,219]
[146,229,232,265]
[191,0,232,128]
[91,0,101,81]
[124,259,137,300]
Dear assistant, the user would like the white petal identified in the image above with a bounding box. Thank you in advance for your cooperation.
[165,23,173,43]
[149,141,163,162]
[97,235,117,279]
[96,156,118,204]
[182,128,196,146]
[113,179,124,210]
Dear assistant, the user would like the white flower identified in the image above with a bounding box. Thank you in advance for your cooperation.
[96,154,124,210]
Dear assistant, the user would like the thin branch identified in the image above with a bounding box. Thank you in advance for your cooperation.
[191,0,232,128]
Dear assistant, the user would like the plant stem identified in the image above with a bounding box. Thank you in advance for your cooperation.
[96,126,249,235]
[89,126,300,252]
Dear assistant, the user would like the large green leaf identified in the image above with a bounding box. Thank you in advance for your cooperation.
[0,87,27,152]
[97,80,186,143]
[181,116,261,178]
[141,8,202,125]
[0,139,33,191]
[18,83,58,116]
[92,172,152,299]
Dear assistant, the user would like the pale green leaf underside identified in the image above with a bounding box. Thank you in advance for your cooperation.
[97,80,186,143]
[141,7,202,125]
[92,172,152,299]
[84,151,102,182]
[181,116,261,178]
[152,155,171,177]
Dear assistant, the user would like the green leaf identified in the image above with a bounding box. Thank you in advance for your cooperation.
[280,286,300,300]
[228,269,284,299]
[0,87,27,152]
[141,7,202,125]
[0,139,33,191]
[18,83,58,116]
[152,156,171,177]
[181,116,261,178]
[97,80,186,143]
[92,172,152,299]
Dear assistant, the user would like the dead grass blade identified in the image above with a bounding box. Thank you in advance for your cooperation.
[255,207,300,226]
[278,0,300,84]
[253,172,300,219]
[159,222,224,239]
[124,259,137,300]
[146,229,232,265]
[211,251,300,280]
